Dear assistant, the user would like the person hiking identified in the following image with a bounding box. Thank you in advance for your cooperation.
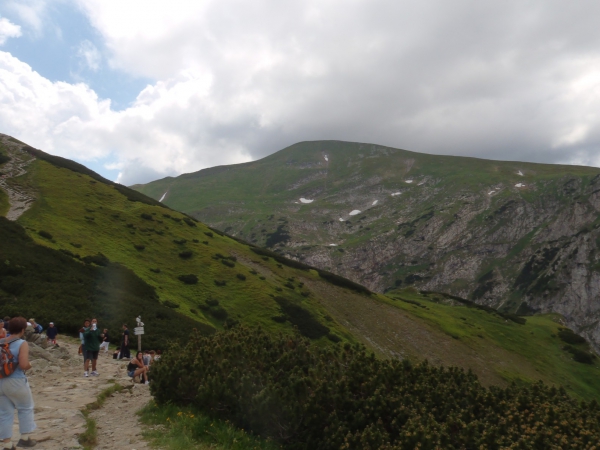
[0,321,6,340]
[82,319,102,377]
[28,320,41,335]
[99,329,109,354]
[78,319,90,359]
[127,351,149,384]
[45,323,57,345]
[119,324,130,360]
[0,317,37,449]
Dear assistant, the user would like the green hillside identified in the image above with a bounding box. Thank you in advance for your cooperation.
[132,140,600,356]
[1,136,600,402]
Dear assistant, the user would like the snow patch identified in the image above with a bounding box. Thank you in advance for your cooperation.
[372,200,378,205]
[418,181,426,186]
[391,192,401,196]
[517,170,524,176]
[515,183,525,188]
[349,210,361,216]
[299,198,314,203]
[488,191,495,195]
[339,218,344,222]
[328,244,337,246]
[159,191,167,202]
[405,180,413,184]
[324,155,329,162]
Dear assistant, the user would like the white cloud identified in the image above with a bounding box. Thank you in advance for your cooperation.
[2,0,49,35]
[77,39,101,71]
[0,17,22,45]
[2,1,600,185]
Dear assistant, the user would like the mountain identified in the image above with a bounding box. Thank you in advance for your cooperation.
[2,134,600,401]
[132,140,600,352]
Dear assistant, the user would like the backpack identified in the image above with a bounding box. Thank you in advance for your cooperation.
[0,337,21,378]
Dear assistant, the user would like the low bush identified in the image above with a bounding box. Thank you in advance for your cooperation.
[209,306,228,321]
[250,270,258,275]
[82,253,109,267]
[134,244,145,250]
[284,282,295,289]
[300,291,310,297]
[141,213,154,221]
[271,315,287,323]
[149,268,161,274]
[178,274,198,285]
[205,298,219,307]
[38,230,53,240]
[202,241,208,245]
[164,300,179,309]
[198,304,210,312]
[151,327,600,449]
[221,259,235,268]
[173,239,187,245]
[236,274,246,281]
[214,280,227,287]
[190,308,198,315]
[259,276,266,280]
[326,333,342,343]
[563,345,596,364]
[59,249,80,259]
[558,328,587,345]
[183,217,197,227]
[204,232,214,238]
[192,239,199,243]
[274,297,329,339]
[179,250,193,259]
[70,242,82,248]
[317,269,371,295]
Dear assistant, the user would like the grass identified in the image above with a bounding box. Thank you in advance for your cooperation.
[384,288,600,400]
[139,402,277,450]
[79,383,128,449]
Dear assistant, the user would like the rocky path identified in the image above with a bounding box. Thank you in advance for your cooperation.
[0,134,36,220]
[22,336,154,449]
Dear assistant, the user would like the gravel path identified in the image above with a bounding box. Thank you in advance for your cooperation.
[0,134,36,220]
[21,338,154,449]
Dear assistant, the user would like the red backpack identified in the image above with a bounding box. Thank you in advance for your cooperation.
[0,337,21,378]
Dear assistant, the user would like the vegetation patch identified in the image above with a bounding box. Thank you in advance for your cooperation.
[38,230,53,240]
[177,274,198,285]
[178,250,193,259]
[274,296,329,339]
[150,327,600,449]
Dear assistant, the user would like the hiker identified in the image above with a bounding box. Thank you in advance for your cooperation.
[78,319,90,359]
[82,319,102,377]
[119,324,130,360]
[0,317,37,449]
[45,323,57,345]
[99,329,109,354]
[0,321,5,340]
[28,320,42,335]
[127,351,149,384]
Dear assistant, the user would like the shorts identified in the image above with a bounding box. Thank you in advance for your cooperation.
[83,350,99,361]
[127,370,136,377]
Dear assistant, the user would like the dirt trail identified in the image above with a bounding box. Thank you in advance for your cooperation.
[20,337,154,449]
[0,134,36,220]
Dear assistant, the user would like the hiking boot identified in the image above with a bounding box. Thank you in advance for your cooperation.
[16,438,36,448]
[90,371,99,377]
[83,372,88,377]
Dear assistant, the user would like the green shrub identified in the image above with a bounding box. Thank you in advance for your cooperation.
[150,327,600,449]
[70,242,82,248]
[59,249,80,259]
[202,241,208,245]
[250,270,258,275]
[179,250,193,259]
[214,280,227,287]
[205,298,219,307]
[198,304,210,312]
[271,315,287,323]
[192,239,199,243]
[183,217,197,227]
[0,153,11,165]
[259,276,266,280]
[141,213,153,221]
[326,333,342,343]
[284,282,295,289]
[221,259,235,268]
[558,328,587,345]
[563,345,596,364]
[178,274,198,284]
[164,300,179,309]
[209,306,228,320]
[190,308,198,315]
[236,273,246,281]
[149,268,161,273]
[82,253,109,266]
[173,239,187,245]
[204,232,214,238]
[300,291,310,297]
[134,244,145,250]
[274,297,329,339]
[38,230,53,240]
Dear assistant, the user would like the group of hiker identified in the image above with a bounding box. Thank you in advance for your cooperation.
[0,316,160,449]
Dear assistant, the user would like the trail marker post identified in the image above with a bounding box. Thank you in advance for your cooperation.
[134,316,144,352]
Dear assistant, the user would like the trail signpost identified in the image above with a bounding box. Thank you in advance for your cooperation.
[135,316,144,352]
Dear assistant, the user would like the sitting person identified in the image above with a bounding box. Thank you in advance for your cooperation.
[127,351,149,384]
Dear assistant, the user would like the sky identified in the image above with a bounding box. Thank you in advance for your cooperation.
[0,1,599,185]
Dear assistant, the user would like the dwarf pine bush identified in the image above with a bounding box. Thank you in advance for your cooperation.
[151,327,600,450]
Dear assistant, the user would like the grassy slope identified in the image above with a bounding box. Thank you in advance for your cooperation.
[5,146,600,401]
[15,159,351,342]
[0,145,9,216]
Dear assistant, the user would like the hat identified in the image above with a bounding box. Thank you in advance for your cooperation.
[49,322,54,325]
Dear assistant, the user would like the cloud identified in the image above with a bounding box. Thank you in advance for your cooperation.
[77,39,101,71]
[2,1,600,185]
[2,0,49,35]
[0,17,22,45]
